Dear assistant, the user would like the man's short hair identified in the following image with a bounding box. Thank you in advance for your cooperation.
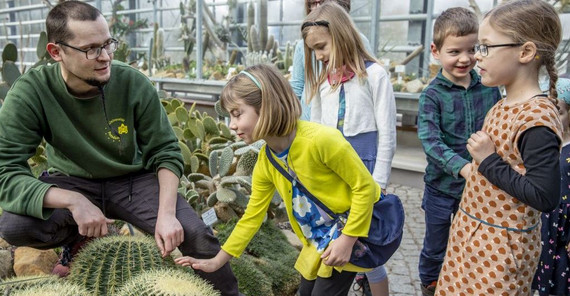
[46,1,102,43]
[432,7,478,50]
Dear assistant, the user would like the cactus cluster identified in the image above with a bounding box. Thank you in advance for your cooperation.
[216,219,301,296]
[115,268,220,296]
[161,97,276,220]
[68,235,175,295]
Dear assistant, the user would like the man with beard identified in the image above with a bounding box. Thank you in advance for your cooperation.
[0,2,239,295]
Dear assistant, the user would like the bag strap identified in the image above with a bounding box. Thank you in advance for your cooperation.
[264,146,338,219]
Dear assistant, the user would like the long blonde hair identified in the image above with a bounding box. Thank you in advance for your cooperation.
[485,0,561,103]
[220,64,301,141]
[302,2,376,102]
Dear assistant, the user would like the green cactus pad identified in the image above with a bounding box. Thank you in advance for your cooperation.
[190,155,200,173]
[115,268,220,296]
[69,235,175,296]
[207,192,218,207]
[2,61,21,86]
[216,187,236,203]
[2,43,17,63]
[218,146,234,177]
[202,116,219,136]
[36,31,48,60]
[175,106,190,123]
[214,100,229,118]
[219,123,233,139]
[179,141,193,165]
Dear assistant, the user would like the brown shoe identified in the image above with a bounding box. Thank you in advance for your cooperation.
[421,281,437,296]
[51,237,93,278]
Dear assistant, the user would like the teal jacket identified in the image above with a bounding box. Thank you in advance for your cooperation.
[0,60,183,219]
[222,120,380,279]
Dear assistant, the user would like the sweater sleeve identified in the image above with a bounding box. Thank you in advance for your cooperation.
[370,67,396,188]
[134,76,184,178]
[478,126,560,212]
[0,85,54,219]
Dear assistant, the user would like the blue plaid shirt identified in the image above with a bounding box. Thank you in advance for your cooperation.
[418,70,501,198]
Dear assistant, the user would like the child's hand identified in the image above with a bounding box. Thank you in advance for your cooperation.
[321,234,357,266]
[467,131,495,163]
[174,250,232,273]
[459,163,472,179]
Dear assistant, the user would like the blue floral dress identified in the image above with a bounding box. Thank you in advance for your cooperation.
[275,150,344,253]
[532,143,570,296]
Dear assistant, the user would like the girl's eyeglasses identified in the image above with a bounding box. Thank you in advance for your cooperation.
[474,43,523,57]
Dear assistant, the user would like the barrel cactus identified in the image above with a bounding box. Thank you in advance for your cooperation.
[6,280,90,296]
[0,275,59,295]
[116,268,219,296]
[68,235,175,295]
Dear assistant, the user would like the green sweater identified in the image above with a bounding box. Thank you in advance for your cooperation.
[0,60,183,219]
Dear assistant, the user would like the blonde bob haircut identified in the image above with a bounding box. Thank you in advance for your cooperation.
[302,2,376,102]
[220,64,301,141]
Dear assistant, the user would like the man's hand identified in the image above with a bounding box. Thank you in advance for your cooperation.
[155,213,184,257]
[467,131,495,164]
[44,188,114,238]
[321,234,357,266]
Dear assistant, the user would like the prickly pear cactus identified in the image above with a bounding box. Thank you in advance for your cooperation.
[7,280,90,296]
[115,268,220,296]
[68,235,175,296]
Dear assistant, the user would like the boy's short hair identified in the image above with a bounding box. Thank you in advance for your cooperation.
[433,7,478,50]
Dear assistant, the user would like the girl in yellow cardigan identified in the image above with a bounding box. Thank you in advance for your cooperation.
[175,63,381,295]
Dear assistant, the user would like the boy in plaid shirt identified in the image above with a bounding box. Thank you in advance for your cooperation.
[416,7,501,296]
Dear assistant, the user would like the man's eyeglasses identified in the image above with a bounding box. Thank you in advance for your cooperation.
[56,39,119,60]
[474,43,523,57]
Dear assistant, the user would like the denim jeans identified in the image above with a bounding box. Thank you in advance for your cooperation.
[418,185,460,285]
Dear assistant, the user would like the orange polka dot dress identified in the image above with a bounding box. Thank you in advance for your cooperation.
[435,97,562,296]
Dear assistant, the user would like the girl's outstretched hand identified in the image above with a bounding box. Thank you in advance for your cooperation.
[467,131,495,163]
[174,250,232,273]
[321,234,357,266]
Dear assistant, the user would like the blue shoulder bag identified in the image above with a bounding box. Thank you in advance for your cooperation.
[266,147,405,268]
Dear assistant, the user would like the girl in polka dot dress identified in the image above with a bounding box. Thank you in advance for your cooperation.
[435,1,563,295]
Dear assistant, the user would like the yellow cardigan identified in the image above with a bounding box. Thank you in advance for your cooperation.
[222,120,381,280]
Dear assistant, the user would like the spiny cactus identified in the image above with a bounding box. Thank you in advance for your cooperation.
[69,235,175,296]
[115,268,220,296]
[0,275,59,295]
[230,255,273,296]
[8,282,89,296]
[8,281,90,296]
